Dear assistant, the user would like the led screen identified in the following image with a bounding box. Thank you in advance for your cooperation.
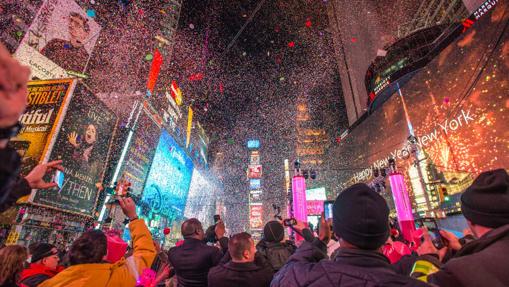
[249,179,261,189]
[184,170,217,228]
[142,130,194,220]
[247,139,260,149]
[327,3,509,204]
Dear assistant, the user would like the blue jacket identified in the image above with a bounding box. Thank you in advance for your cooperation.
[271,240,430,287]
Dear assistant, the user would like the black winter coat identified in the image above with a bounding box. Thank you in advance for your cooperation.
[168,238,227,287]
[427,224,509,287]
[271,241,431,287]
[256,240,296,272]
[208,260,274,287]
[0,147,31,213]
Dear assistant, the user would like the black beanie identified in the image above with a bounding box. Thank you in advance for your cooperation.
[263,221,284,243]
[31,243,57,263]
[333,183,390,250]
[461,169,509,228]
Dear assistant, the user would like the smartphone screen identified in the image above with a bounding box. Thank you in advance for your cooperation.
[54,170,64,189]
[214,215,221,223]
[324,200,334,220]
[417,218,444,249]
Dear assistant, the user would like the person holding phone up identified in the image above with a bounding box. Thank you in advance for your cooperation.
[411,169,509,287]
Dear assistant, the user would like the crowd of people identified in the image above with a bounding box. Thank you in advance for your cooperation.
[1,43,509,287]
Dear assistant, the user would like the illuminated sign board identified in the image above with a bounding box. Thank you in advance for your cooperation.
[147,49,163,95]
[248,165,262,179]
[170,80,183,106]
[249,151,260,165]
[186,106,193,148]
[249,179,261,189]
[306,187,327,201]
[247,139,260,149]
[249,203,263,229]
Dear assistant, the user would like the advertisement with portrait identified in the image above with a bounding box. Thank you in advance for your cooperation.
[31,83,117,216]
[248,165,262,179]
[142,130,194,221]
[116,109,161,196]
[14,0,102,79]
[9,79,76,176]
[328,2,509,200]
[249,203,263,230]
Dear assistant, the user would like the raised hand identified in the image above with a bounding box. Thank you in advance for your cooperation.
[68,131,79,147]
[25,160,64,189]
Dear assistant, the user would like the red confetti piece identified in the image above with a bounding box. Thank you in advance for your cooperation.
[351,37,357,42]
[288,41,295,48]
[305,19,312,28]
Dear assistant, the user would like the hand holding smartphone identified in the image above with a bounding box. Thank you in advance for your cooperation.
[53,170,64,190]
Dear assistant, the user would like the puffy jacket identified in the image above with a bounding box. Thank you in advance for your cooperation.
[256,240,296,272]
[168,238,227,287]
[271,240,431,287]
[208,260,274,287]
[412,224,509,287]
[19,263,63,287]
[39,219,156,287]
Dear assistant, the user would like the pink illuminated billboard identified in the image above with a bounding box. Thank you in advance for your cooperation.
[292,176,308,223]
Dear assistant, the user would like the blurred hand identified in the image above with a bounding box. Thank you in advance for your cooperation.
[118,197,137,220]
[293,220,307,234]
[319,212,331,244]
[440,229,462,251]
[215,220,225,238]
[417,228,447,261]
[67,132,79,147]
[0,43,30,128]
[25,160,64,189]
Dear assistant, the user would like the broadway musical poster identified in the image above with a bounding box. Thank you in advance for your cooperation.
[31,83,117,216]
[9,79,76,175]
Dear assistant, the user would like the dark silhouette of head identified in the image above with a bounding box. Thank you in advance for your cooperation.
[181,218,204,240]
[69,229,107,265]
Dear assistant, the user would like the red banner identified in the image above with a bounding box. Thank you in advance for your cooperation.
[147,49,163,95]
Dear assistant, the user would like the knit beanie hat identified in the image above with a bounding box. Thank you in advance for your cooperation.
[461,169,509,228]
[333,183,390,250]
[31,243,57,263]
[263,221,284,243]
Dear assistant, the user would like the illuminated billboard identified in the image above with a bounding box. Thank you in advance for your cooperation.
[249,179,261,190]
[247,139,260,149]
[184,170,216,228]
[142,130,194,220]
[328,3,509,207]
[247,165,262,179]
[249,151,260,165]
[305,187,326,201]
[15,0,102,78]
[249,204,263,229]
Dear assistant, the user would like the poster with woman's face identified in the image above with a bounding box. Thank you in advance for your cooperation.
[32,83,117,215]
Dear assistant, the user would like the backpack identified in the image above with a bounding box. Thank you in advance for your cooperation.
[257,241,296,271]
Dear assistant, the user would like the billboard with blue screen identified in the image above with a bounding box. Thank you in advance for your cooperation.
[142,130,194,220]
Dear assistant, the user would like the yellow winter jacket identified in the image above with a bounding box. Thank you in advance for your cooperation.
[39,219,156,287]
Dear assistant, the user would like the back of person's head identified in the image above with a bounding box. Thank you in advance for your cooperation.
[263,221,284,243]
[30,243,58,265]
[181,218,204,240]
[333,183,390,250]
[69,229,107,265]
[461,169,509,228]
[228,232,255,262]
[0,245,27,285]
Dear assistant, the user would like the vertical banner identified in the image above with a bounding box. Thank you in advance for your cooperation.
[389,172,415,242]
[32,84,117,216]
[14,0,102,79]
[186,106,193,148]
[249,204,263,229]
[116,109,161,196]
[9,79,76,175]
[146,48,163,96]
[292,176,307,223]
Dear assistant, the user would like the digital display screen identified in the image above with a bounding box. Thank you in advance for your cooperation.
[249,179,261,189]
[329,4,509,197]
[247,139,260,149]
[142,130,194,220]
[184,170,216,228]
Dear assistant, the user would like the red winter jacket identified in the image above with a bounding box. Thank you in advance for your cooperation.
[19,263,63,287]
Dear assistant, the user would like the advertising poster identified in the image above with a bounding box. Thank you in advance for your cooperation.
[15,0,102,79]
[117,109,161,196]
[249,151,260,165]
[248,165,262,179]
[9,79,76,175]
[328,2,509,201]
[249,204,263,230]
[142,130,194,221]
[32,84,117,216]
[249,179,261,190]
[249,190,262,203]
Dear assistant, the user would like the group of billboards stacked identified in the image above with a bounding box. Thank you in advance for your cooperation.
[247,140,263,232]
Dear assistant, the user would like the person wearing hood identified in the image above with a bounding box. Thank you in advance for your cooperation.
[411,169,509,287]
[256,220,296,272]
[19,243,63,287]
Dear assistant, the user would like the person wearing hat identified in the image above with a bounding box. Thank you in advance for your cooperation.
[411,169,509,287]
[19,243,63,287]
[256,221,296,272]
[271,183,430,287]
